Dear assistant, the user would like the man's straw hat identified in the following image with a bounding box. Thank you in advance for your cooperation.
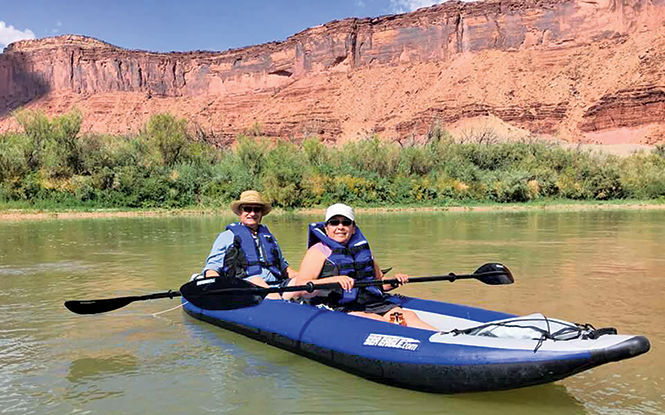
[230,190,272,216]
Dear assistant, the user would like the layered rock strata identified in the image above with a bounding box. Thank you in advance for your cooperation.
[1,0,664,144]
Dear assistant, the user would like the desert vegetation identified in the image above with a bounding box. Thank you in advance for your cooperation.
[1,110,664,210]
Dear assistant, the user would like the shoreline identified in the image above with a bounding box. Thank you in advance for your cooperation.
[2,201,665,221]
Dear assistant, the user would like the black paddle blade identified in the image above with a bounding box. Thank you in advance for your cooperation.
[474,263,514,285]
[65,297,137,315]
[180,277,266,310]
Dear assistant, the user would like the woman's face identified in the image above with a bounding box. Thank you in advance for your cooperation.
[325,215,355,245]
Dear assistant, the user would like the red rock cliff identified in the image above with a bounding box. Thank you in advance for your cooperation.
[1,0,664,144]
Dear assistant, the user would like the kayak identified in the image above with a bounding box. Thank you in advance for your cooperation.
[61,263,650,393]
[181,293,650,393]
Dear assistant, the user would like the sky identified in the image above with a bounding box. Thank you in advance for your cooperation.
[1,0,445,52]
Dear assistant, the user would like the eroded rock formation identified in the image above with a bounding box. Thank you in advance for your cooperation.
[1,0,664,144]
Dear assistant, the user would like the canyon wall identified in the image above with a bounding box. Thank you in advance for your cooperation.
[1,0,664,144]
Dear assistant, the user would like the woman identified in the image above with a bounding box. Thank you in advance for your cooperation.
[294,203,437,330]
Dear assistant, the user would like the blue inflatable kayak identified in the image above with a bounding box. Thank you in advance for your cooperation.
[182,293,650,393]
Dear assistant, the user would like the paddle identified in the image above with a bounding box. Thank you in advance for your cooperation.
[64,263,512,315]
[180,262,513,310]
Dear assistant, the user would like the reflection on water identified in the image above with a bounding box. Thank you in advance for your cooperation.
[67,355,140,383]
[445,384,587,415]
[0,211,663,414]
[63,355,140,407]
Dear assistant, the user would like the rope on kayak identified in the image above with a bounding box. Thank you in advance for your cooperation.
[152,301,188,317]
[442,317,618,353]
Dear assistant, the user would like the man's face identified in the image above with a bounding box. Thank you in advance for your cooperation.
[239,205,264,230]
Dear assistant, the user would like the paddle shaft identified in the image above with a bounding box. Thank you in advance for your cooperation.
[114,291,182,302]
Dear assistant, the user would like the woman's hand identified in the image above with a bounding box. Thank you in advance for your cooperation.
[382,272,409,290]
[393,273,409,285]
[332,275,355,291]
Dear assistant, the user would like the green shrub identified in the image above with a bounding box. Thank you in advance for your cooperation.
[302,136,330,175]
[262,141,306,208]
[398,146,434,176]
[409,176,438,202]
[78,134,144,175]
[0,133,31,183]
[620,154,665,199]
[13,109,83,177]
[337,135,399,178]
[299,174,328,206]
[233,134,269,177]
[13,109,51,169]
[485,170,532,203]
[143,113,190,166]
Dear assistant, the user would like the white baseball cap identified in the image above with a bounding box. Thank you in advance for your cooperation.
[325,203,355,222]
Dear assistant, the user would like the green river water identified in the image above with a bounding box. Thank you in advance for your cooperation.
[1,209,663,414]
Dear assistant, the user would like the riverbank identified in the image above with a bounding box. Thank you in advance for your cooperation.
[3,112,665,212]
[2,200,665,221]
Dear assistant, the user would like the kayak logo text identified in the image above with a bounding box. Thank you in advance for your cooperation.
[363,334,420,351]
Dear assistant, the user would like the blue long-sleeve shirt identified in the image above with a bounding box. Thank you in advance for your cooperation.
[202,229,289,284]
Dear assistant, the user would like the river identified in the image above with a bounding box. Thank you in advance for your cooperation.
[1,209,663,414]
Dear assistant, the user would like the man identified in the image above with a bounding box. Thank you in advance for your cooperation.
[202,190,297,298]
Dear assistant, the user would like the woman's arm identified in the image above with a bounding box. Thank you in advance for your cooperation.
[285,266,298,279]
[293,248,327,285]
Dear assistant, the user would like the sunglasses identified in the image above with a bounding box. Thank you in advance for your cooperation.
[242,206,263,214]
[326,218,354,227]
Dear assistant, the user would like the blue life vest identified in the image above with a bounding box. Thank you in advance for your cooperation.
[225,222,284,280]
[307,222,383,303]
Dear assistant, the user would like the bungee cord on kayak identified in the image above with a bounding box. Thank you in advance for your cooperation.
[441,316,620,353]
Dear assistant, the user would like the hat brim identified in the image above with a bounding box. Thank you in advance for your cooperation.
[230,201,272,216]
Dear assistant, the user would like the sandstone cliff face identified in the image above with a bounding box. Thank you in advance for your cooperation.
[1,0,664,144]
